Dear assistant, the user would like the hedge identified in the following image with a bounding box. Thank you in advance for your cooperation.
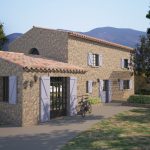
[127,95,150,104]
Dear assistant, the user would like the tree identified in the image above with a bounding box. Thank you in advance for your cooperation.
[132,10,150,81]
[0,23,7,49]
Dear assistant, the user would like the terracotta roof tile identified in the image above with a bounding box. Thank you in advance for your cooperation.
[0,51,86,73]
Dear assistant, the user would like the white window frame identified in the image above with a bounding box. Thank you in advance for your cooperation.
[88,53,102,67]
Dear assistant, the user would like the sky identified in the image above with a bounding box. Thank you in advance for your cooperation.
[0,0,150,35]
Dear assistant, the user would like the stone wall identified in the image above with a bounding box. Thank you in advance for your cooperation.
[22,71,84,126]
[9,27,68,62]
[68,36,134,100]
[0,59,23,126]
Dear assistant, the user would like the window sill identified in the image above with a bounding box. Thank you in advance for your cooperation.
[122,89,131,91]
[89,65,101,68]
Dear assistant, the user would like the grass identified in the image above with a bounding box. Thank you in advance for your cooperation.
[62,108,150,150]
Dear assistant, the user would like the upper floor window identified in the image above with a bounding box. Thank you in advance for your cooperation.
[88,53,102,67]
[121,58,129,69]
[29,48,40,55]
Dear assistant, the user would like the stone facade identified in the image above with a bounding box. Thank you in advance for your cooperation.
[68,36,134,100]
[22,71,83,126]
[4,27,135,126]
[9,27,68,62]
[10,27,134,100]
[0,59,23,126]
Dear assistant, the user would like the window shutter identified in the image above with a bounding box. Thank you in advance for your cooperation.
[108,80,112,102]
[129,80,132,89]
[99,55,103,66]
[120,80,124,90]
[121,58,124,68]
[99,80,104,102]
[40,76,50,122]
[88,53,93,66]
[128,59,130,70]
[9,76,17,104]
[69,77,77,116]
[88,80,93,93]
[99,80,104,92]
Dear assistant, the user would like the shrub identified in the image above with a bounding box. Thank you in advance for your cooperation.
[87,97,101,105]
[127,95,150,104]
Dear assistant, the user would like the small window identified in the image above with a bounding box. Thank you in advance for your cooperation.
[124,59,129,69]
[123,80,130,89]
[92,54,99,66]
[0,77,9,102]
[29,48,40,55]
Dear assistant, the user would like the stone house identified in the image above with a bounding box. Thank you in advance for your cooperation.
[0,26,134,126]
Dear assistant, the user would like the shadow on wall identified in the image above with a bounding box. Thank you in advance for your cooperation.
[0,129,78,150]
[108,71,134,101]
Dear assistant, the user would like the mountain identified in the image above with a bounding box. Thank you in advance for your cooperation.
[81,27,146,48]
[3,33,22,50]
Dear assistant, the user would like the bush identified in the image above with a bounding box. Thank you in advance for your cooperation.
[87,97,101,105]
[127,95,150,104]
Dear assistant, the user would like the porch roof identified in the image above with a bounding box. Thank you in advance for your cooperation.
[0,51,86,73]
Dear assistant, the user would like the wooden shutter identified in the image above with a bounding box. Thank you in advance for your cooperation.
[120,80,124,90]
[108,80,112,102]
[121,58,124,68]
[99,79,103,99]
[129,80,132,89]
[99,55,103,66]
[69,77,77,116]
[88,80,93,93]
[40,76,50,122]
[9,76,17,104]
[88,53,93,66]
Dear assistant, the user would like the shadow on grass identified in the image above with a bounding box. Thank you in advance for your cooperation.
[62,126,150,150]
[116,108,150,124]
[62,108,150,150]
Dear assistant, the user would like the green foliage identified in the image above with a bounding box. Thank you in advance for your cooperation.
[131,9,150,79]
[146,10,150,19]
[136,89,150,95]
[87,97,101,105]
[127,95,150,104]
[0,23,7,49]
[131,36,150,78]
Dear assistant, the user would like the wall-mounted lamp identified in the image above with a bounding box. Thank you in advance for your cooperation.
[23,80,28,89]
[34,74,38,82]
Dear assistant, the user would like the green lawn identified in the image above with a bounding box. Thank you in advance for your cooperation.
[62,108,150,150]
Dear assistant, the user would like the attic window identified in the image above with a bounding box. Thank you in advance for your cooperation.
[29,48,40,55]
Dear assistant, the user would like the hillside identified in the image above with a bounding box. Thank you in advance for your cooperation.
[82,27,146,48]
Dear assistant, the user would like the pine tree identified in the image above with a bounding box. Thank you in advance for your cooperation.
[0,23,7,49]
